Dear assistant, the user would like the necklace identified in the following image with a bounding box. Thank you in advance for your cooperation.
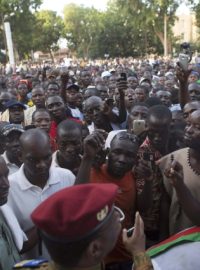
[187,148,200,176]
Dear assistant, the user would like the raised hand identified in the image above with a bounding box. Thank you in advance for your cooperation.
[176,64,191,85]
[164,156,184,189]
[134,159,153,182]
[83,129,107,159]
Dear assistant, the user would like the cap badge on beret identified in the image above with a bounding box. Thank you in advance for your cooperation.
[97,205,109,221]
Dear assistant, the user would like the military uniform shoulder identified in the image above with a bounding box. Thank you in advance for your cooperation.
[13,259,51,270]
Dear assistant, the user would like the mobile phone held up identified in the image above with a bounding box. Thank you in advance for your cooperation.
[117,73,127,82]
[178,42,192,71]
[120,73,127,81]
[132,120,146,136]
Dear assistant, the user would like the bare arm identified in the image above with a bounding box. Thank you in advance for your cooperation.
[103,80,127,124]
[21,227,38,254]
[117,80,127,123]
[75,155,93,185]
[123,212,154,270]
[60,72,69,103]
[75,130,106,185]
[165,160,200,226]
[176,65,191,109]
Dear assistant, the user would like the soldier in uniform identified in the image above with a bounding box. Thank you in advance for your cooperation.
[14,183,153,270]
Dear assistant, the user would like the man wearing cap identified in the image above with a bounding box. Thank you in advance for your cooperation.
[101,71,111,84]
[0,91,13,114]
[64,84,83,120]
[1,123,24,175]
[0,100,26,125]
[16,184,153,270]
[7,129,75,259]
[188,71,199,84]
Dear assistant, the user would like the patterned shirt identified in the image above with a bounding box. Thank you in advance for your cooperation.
[135,137,164,232]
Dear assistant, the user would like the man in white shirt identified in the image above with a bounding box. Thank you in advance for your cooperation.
[65,84,83,120]
[7,129,75,259]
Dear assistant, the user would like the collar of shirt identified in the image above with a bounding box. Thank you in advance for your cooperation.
[15,165,62,191]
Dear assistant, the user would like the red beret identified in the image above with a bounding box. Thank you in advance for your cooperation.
[31,183,118,242]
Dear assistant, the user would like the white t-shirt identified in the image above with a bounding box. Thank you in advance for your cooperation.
[69,107,83,120]
[7,164,75,259]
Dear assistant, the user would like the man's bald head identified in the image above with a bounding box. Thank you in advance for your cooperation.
[191,109,200,119]
[20,129,52,185]
[84,96,103,108]
[20,128,50,150]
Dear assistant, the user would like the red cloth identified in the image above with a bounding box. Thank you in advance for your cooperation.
[49,118,82,152]
[90,164,136,264]
[32,183,118,241]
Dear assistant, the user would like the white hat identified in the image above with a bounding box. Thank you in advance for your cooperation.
[101,71,111,78]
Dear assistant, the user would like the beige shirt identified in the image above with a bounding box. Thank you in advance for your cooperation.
[0,109,10,122]
[24,105,36,126]
[159,147,200,235]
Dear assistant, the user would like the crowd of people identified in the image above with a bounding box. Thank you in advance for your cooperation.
[0,57,200,269]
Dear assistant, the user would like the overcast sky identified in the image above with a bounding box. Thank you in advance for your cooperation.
[40,0,109,15]
[40,0,190,16]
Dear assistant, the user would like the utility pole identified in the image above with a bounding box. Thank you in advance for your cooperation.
[164,14,168,57]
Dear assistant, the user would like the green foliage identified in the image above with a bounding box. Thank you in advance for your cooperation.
[63,4,104,58]
[194,3,200,29]
[0,0,42,59]
[0,0,42,15]
[9,11,36,58]
[63,2,163,58]
[2,0,195,59]
[189,1,200,48]
[115,0,180,49]
[32,10,64,54]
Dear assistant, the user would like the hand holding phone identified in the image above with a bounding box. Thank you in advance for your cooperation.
[132,120,146,136]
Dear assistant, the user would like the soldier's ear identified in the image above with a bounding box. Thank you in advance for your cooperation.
[86,239,103,261]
